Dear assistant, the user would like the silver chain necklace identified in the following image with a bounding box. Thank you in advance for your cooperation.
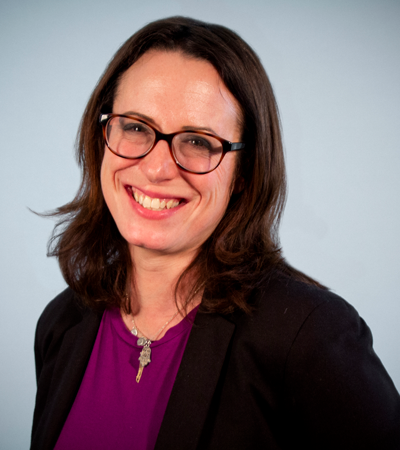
[126,286,202,383]
[130,308,182,383]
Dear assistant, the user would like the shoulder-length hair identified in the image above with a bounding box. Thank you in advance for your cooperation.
[48,16,321,313]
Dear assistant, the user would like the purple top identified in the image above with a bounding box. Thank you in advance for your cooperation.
[55,306,198,450]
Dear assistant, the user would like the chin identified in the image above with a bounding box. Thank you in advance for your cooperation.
[125,233,171,253]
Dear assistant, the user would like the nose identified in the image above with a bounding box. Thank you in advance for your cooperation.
[139,139,179,183]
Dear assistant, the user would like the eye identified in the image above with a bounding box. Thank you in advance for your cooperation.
[122,122,148,134]
[184,135,212,150]
[190,138,208,148]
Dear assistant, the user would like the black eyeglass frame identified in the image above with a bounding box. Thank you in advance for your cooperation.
[99,113,246,175]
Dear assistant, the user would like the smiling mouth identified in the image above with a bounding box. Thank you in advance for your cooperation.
[130,187,182,211]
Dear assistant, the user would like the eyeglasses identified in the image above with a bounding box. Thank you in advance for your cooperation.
[99,113,246,174]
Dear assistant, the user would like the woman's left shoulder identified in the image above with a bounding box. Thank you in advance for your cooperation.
[231,272,357,354]
[254,270,354,322]
[234,272,388,382]
[230,272,400,447]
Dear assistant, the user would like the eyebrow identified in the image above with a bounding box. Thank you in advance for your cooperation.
[121,110,219,136]
[181,125,218,135]
[122,111,157,125]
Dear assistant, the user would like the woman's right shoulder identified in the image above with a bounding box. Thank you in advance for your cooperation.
[35,288,95,346]
[34,288,103,375]
[38,288,84,327]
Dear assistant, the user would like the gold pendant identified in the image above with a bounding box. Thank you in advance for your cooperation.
[136,364,144,383]
[136,344,151,383]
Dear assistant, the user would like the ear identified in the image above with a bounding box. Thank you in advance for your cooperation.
[232,176,245,194]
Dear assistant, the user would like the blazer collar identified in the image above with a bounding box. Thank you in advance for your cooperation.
[155,311,235,449]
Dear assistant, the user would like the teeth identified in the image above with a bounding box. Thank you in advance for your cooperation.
[143,196,151,209]
[131,189,180,211]
[151,198,160,209]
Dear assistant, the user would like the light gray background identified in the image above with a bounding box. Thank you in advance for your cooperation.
[1,0,399,448]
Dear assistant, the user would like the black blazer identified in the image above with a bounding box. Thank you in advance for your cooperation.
[31,273,400,449]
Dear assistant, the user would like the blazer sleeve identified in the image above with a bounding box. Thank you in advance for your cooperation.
[31,289,103,450]
[283,297,400,449]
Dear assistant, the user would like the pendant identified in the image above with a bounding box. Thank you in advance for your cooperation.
[136,343,151,383]
[137,337,150,346]
[139,345,151,366]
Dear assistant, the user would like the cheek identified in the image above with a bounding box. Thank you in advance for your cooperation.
[100,153,112,202]
[100,149,123,209]
[214,154,238,200]
[100,149,130,197]
[197,157,237,213]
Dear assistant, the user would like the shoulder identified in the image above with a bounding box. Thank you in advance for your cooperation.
[231,271,383,379]
[228,271,400,446]
[36,288,88,341]
[230,271,355,358]
[38,287,85,323]
[255,269,349,318]
[249,270,366,365]
[248,272,375,365]
[34,288,101,373]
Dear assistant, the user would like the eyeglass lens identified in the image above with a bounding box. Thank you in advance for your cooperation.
[105,116,224,173]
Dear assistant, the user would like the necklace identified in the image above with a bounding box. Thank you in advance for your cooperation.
[130,308,183,383]
[125,285,202,383]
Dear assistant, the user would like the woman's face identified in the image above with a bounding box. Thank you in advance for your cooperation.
[101,50,242,259]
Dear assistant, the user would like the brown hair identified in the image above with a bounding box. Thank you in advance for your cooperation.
[48,16,322,314]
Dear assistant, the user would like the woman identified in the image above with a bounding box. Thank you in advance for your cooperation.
[31,16,400,450]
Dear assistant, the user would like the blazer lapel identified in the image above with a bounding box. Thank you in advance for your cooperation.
[155,311,235,450]
[35,309,102,450]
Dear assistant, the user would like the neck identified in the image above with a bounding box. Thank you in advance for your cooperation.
[131,245,199,310]
[122,245,202,338]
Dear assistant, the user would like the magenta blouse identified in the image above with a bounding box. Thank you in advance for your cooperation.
[55,305,198,450]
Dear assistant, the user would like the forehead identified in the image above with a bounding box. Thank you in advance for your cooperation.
[113,50,242,139]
